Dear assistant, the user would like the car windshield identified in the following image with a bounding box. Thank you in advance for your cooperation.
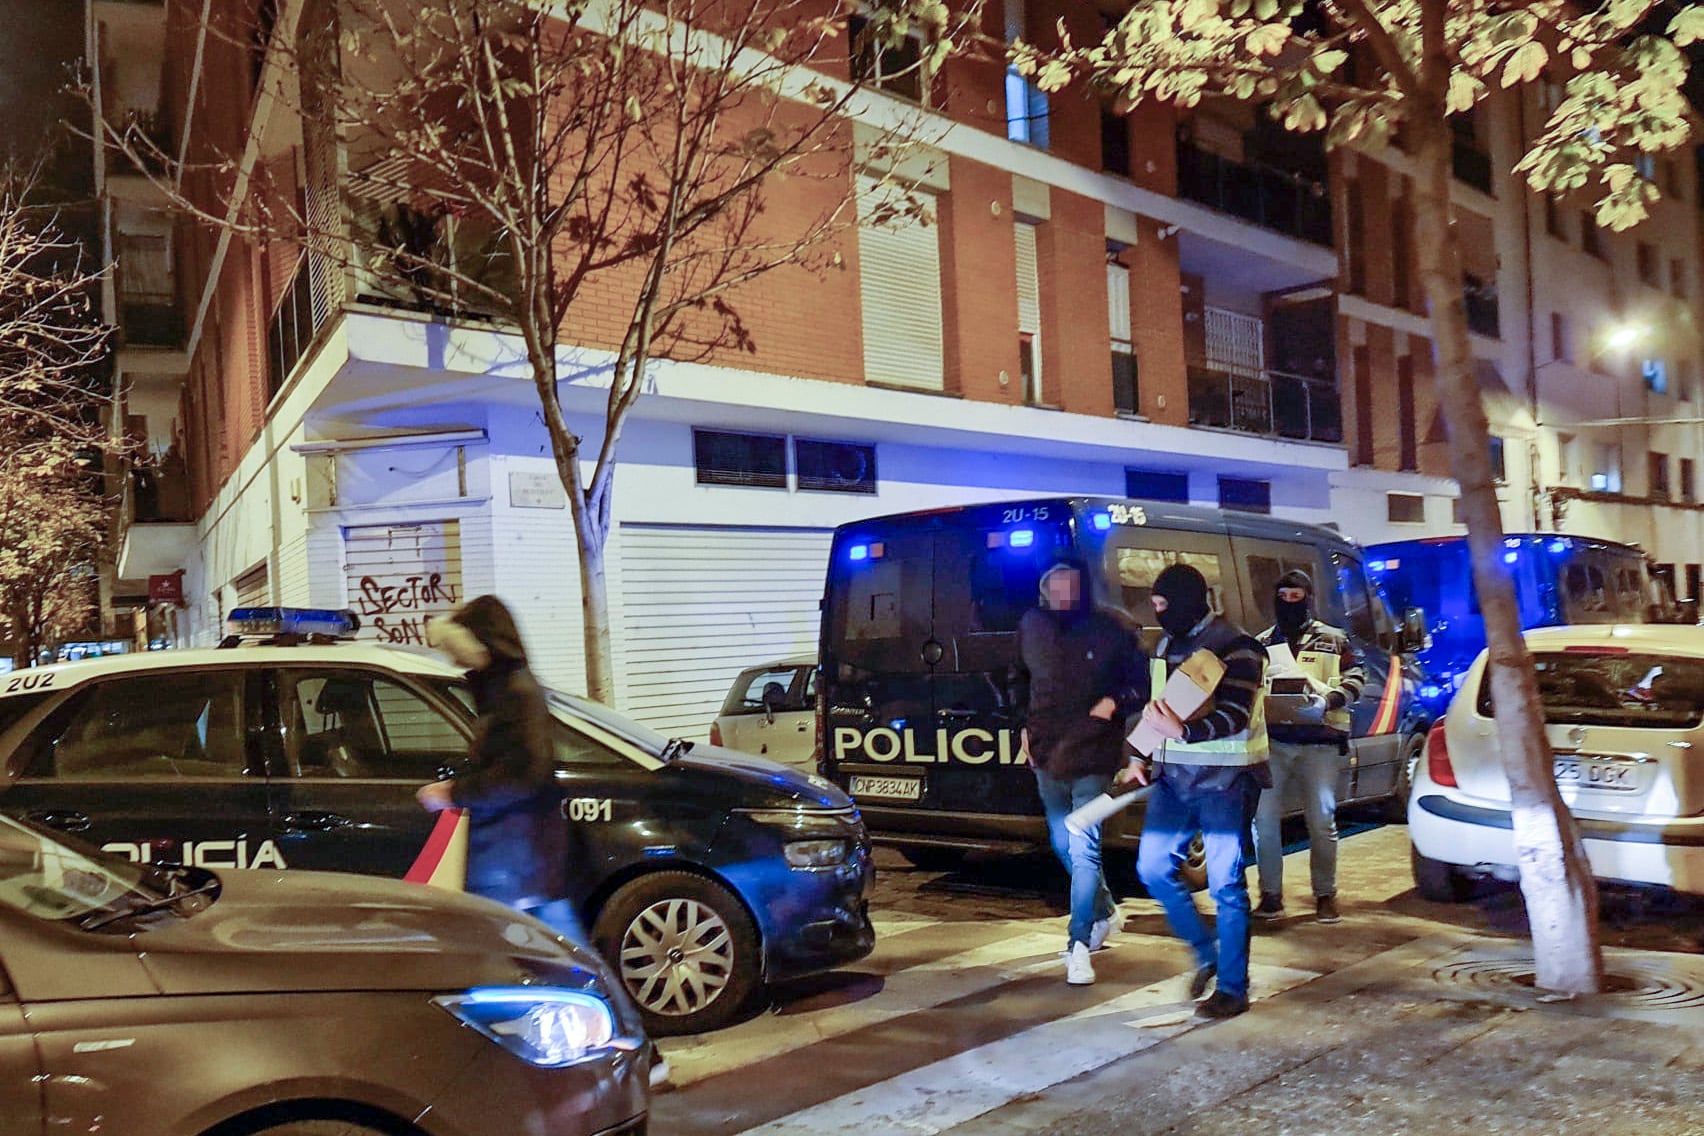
[1478,651,1704,729]
[0,814,161,924]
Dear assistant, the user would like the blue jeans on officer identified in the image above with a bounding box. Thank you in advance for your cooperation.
[1135,763,1263,999]
[1035,767,1117,948]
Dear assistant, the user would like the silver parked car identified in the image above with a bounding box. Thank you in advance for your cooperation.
[710,656,818,766]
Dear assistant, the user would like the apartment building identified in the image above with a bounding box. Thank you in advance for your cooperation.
[96,0,1704,735]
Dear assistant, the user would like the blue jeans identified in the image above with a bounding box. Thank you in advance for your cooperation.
[1035,767,1117,947]
[1135,764,1263,999]
[1254,740,1343,899]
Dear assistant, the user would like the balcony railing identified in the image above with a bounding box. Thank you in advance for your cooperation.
[267,257,317,400]
[118,297,184,348]
[1188,365,1343,443]
[1176,143,1333,246]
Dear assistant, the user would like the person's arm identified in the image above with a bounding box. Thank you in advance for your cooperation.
[450,675,554,809]
[1107,633,1150,720]
[1181,641,1265,743]
[1327,631,1366,710]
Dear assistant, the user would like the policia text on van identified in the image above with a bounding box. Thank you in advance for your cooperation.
[818,498,1429,864]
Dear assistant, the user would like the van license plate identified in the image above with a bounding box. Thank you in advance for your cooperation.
[850,775,923,801]
[1553,758,1640,792]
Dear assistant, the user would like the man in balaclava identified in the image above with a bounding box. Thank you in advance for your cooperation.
[1119,563,1269,1020]
[1016,558,1147,987]
[1252,570,1365,925]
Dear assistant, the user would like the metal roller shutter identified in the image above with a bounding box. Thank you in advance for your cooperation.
[233,563,270,610]
[1015,222,1041,335]
[618,524,833,739]
[343,520,464,646]
[856,175,944,391]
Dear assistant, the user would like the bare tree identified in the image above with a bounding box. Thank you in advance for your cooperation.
[93,0,970,701]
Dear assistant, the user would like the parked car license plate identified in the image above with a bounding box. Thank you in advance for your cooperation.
[1553,758,1641,792]
[850,775,923,801]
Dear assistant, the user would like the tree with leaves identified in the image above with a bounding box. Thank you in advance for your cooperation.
[95,0,966,702]
[1016,0,1704,994]
[0,437,106,668]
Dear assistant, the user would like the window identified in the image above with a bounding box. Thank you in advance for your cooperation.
[722,666,813,717]
[1556,434,1575,485]
[795,438,877,494]
[1684,458,1697,503]
[1544,195,1565,239]
[1390,195,1412,309]
[1673,259,1689,299]
[1112,349,1139,415]
[1125,469,1189,503]
[1451,496,1465,525]
[1397,355,1417,471]
[848,15,924,102]
[856,176,944,390]
[1489,435,1506,483]
[1331,551,1378,643]
[1100,107,1130,175]
[1638,242,1660,287]
[1581,212,1605,258]
[1387,492,1426,523]
[1107,254,1136,414]
[1643,358,1669,395]
[1114,549,1226,616]
[26,673,250,780]
[1591,443,1623,493]
[1018,333,1040,404]
[1688,563,1701,601]
[693,429,787,488]
[1352,345,1373,467]
[1218,476,1271,514]
[1651,452,1671,500]
[1016,222,1042,403]
[1245,552,1322,630]
[1345,186,1367,295]
[1551,312,1571,363]
[552,721,627,767]
[1004,68,1050,148]
[279,671,467,780]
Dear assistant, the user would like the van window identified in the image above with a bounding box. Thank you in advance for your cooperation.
[1115,549,1225,615]
[1245,553,1322,630]
[1331,551,1377,643]
[831,543,934,674]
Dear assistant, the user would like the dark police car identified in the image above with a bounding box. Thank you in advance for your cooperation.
[0,609,874,1035]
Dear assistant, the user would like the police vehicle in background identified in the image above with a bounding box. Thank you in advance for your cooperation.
[818,498,1430,868]
[0,608,874,1035]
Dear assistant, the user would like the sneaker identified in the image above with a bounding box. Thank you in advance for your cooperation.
[1253,893,1286,920]
[1088,916,1115,951]
[1315,894,1342,924]
[1188,961,1217,1000]
[649,1045,673,1091]
[1066,941,1095,985]
[1195,990,1250,1019]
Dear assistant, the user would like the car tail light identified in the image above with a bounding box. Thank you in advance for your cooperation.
[709,721,723,747]
[1426,720,1457,788]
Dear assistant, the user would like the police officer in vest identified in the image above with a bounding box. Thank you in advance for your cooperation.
[1253,569,1365,924]
[1122,563,1269,1019]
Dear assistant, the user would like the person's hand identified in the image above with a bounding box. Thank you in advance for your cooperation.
[1116,757,1151,786]
[1088,697,1117,721]
[1295,692,1329,723]
[416,781,456,813]
[1142,698,1186,741]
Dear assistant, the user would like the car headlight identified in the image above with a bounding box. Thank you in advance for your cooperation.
[433,987,643,1067]
[782,839,849,868]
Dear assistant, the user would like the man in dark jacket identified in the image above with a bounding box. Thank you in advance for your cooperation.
[417,596,571,928]
[1253,570,1365,924]
[1125,563,1268,1019]
[1017,558,1147,986]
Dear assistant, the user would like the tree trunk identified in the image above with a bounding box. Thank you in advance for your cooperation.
[1410,109,1602,993]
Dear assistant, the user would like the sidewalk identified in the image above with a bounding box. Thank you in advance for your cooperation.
[945,931,1704,1136]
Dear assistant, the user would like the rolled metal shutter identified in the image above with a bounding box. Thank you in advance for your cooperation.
[856,175,944,391]
[343,520,464,645]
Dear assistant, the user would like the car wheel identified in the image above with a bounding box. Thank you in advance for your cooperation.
[593,871,760,1036]
[899,847,967,871]
[1386,733,1426,823]
[1411,845,1473,903]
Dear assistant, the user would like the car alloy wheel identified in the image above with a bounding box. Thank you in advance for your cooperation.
[594,871,760,1035]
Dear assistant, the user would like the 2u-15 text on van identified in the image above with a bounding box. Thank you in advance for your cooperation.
[818,497,1429,864]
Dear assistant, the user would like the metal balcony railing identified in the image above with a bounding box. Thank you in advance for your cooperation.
[267,258,317,400]
[1175,143,1333,246]
[1187,365,1343,444]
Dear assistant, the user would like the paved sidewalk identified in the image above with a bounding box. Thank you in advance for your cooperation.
[940,932,1704,1136]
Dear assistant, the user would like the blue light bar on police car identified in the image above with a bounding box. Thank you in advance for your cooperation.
[225,607,362,638]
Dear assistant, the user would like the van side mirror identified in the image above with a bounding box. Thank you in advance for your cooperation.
[1400,607,1430,653]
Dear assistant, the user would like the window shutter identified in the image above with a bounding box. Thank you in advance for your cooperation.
[856,176,944,391]
[1015,222,1041,334]
[1106,260,1131,343]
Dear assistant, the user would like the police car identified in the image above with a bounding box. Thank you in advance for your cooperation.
[0,609,875,1035]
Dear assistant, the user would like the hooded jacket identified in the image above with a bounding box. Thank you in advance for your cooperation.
[444,595,567,906]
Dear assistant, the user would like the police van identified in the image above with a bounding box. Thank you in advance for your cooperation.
[818,497,1429,866]
[0,609,874,1035]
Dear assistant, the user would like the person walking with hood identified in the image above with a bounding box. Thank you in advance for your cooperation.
[1252,570,1364,923]
[1017,557,1148,986]
[1122,563,1269,1019]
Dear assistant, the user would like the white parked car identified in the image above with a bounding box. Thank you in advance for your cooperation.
[1409,624,1704,900]
[709,656,817,767]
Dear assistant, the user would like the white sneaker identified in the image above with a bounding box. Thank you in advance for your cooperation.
[1066,941,1095,985]
[1088,916,1115,951]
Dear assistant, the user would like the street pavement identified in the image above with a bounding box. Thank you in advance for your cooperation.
[652,819,1704,1136]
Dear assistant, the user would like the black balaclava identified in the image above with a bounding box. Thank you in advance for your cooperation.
[1274,569,1314,639]
[1152,563,1211,640]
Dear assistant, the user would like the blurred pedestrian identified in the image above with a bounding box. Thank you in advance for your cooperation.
[1253,570,1364,924]
[1017,558,1148,986]
[1124,564,1269,1019]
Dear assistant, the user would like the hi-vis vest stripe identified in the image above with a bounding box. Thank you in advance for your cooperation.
[1149,656,1269,766]
[1368,653,1402,735]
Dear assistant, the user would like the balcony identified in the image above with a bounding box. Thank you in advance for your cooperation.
[1188,365,1343,444]
[116,461,195,580]
[1176,142,1333,246]
[119,297,184,348]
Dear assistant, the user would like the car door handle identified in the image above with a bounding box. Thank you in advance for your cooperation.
[25,810,90,833]
[795,721,809,731]
[281,811,351,832]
